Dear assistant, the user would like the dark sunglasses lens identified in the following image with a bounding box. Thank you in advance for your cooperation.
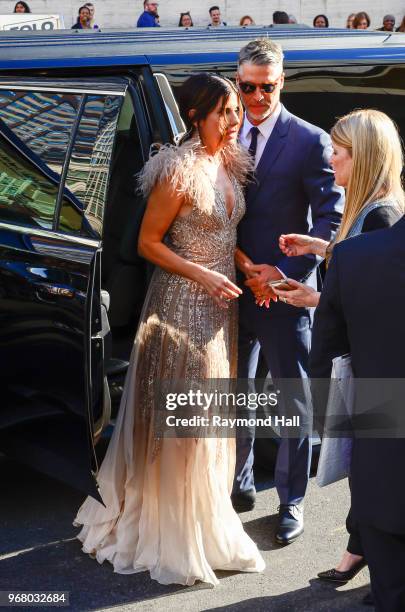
[239,82,276,94]
[262,83,276,93]
[239,82,255,94]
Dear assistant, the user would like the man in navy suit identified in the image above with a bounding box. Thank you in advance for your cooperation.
[310,218,405,610]
[233,38,344,544]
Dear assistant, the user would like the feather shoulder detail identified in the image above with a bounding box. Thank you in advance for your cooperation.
[137,139,253,214]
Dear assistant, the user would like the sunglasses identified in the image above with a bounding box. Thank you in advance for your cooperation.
[238,80,281,94]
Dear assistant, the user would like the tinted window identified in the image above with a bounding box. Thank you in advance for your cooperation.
[0,132,80,231]
[63,95,123,237]
[282,64,405,138]
[0,89,80,174]
[166,63,405,140]
[0,89,82,231]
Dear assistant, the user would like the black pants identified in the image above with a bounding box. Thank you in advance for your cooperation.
[358,523,405,612]
[346,478,364,556]
[346,506,364,556]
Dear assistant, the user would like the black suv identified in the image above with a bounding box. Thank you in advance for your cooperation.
[0,27,404,496]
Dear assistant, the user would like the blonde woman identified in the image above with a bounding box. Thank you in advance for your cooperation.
[269,109,404,587]
[270,109,404,310]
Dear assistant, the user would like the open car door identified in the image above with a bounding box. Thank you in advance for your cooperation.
[0,77,128,498]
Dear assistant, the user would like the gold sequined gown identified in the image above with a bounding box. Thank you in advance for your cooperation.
[73,141,265,586]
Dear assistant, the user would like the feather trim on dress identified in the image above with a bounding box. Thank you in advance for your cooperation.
[137,138,253,214]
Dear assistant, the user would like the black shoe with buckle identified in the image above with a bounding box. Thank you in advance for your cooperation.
[231,489,256,512]
[317,558,367,584]
[275,504,304,545]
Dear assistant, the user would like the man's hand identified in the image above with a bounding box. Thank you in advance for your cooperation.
[244,263,283,303]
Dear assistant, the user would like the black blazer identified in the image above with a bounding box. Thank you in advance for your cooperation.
[310,213,405,534]
[361,205,402,232]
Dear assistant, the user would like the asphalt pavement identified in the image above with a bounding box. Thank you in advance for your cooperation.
[0,450,371,612]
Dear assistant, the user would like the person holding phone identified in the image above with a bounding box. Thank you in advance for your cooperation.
[268,109,403,309]
[268,109,404,592]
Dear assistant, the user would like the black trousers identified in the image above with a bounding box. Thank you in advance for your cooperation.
[346,506,363,556]
[346,478,364,556]
[358,523,405,612]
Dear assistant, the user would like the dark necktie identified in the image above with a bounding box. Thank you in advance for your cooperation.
[248,126,260,161]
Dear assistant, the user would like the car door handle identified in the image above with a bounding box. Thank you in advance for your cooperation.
[35,283,76,299]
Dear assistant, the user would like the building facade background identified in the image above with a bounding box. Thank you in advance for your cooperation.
[0,0,404,30]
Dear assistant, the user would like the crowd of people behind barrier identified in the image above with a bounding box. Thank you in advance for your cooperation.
[8,1,405,32]
[135,4,405,32]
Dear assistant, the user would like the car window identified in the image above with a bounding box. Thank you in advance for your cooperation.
[0,89,82,231]
[62,94,123,237]
[0,89,80,176]
[165,63,405,144]
[0,132,58,230]
[281,64,405,139]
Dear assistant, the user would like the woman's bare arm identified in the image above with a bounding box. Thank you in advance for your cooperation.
[138,179,242,306]
[279,234,329,259]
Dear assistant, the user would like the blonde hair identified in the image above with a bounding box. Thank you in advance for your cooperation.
[331,109,405,244]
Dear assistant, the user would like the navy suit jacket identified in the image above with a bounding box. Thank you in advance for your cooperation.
[310,215,405,533]
[238,104,344,314]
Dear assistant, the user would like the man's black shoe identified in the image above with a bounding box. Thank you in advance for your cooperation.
[275,504,304,544]
[317,558,367,583]
[362,592,374,606]
[231,490,256,512]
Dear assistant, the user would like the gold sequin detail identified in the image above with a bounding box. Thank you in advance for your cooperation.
[134,150,246,458]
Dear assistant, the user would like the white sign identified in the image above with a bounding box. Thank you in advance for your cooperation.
[0,14,64,31]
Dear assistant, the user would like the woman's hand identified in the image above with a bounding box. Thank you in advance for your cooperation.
[198,268,242,308]
[271,278,321,308]
[279,234,328,258]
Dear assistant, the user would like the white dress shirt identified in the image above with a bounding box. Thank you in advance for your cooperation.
[239,103,285,278]
[239,103,282,169]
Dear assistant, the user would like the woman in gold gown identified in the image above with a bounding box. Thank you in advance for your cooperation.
[74,73,265,586]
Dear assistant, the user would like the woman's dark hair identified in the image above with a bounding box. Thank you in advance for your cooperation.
[78,4,90,15]
[272,11,289,24]
[14,1,30,12]
[178,73,241,143]
[353,11,370,28]
[178,12,193,26]
[313,14,329,27]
